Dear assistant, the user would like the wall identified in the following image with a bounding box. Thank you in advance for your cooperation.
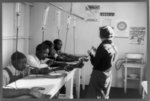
[74,2,147,88]
[29,3,72,54]
[29,2,147,88]
[2,3,30,67]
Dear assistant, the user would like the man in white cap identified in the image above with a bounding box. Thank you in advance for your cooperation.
[86,26,118,99]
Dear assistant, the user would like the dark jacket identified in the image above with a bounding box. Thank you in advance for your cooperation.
[90,39,116,72]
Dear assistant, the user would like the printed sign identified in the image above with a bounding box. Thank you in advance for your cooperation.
[85,5,100,21]
[129,27,146,45]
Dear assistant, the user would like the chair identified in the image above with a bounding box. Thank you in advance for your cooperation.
[123,53,145,94]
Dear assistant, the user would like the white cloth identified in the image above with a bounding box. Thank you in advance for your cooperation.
[27,54,49,69]
[142,81,148,94]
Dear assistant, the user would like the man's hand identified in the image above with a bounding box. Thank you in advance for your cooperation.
[23,67,30,76]
[88,47,97,57]
[46,59,55,66]
[87,50,91,55]
[29,87,50,99]
[30,68,40,74]
[88,50,94,57]
[92,46,97,52]
[39,67,51,74]
[76,59,84,68]
[64,65,74,71]
[79,56,89,62]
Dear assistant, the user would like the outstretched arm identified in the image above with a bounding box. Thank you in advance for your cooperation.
[3,88,30,98]
[3,87,50,99]
[56,53,88,62]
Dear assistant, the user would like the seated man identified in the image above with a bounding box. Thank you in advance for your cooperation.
[42,40,85,71]
[27,42,84,98]
[53,39,88,62]
[42,40,86,95]
[27,43,54,70]
[27,43,72,71]
[41,40,67,67]
[3,51,50,99]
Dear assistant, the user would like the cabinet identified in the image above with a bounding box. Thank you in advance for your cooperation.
[123,53,145,94]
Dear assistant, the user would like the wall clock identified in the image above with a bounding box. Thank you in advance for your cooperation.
[117,21,127,31]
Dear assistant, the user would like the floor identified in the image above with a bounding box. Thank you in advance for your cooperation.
[72,85,142,99]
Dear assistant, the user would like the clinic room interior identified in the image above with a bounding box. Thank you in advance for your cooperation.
[2,0,148,100]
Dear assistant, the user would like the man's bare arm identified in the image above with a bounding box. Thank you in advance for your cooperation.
[3,88,30,98]
[3,87,50,99]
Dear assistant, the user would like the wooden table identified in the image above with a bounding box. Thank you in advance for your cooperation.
[6,69,76,99]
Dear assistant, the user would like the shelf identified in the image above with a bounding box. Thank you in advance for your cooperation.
[123,63,145,68]
[127,77,140,80]
[124,77,140,81]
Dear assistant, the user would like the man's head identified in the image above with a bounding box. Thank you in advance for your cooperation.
[53,39,62,51]
[42,40,54,54]
[11,51,27,71]
[99,26,115,40]
[36,43,49,60]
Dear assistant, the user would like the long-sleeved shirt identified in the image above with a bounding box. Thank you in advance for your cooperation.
[90,39,117,72]
[27,54,49,69]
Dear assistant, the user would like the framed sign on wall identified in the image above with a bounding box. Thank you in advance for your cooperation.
[129,27,146,45]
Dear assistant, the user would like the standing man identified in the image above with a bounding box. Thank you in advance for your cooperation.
[86,26,118,99]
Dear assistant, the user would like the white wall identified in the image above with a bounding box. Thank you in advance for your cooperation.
[75,2,147,88]
[29,2,147,88]
[29,3,73,54]
[2,3,30,67]
[2,2,147,88]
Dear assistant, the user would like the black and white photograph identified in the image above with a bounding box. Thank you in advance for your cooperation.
[2,1,149,100]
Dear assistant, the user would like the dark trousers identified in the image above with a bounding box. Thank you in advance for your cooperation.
[85,70,112,99]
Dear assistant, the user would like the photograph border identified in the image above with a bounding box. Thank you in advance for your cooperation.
[0,0,149,101]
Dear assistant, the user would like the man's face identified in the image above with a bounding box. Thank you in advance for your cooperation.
[56,41,62,50]
[38,48,49,60]
[14,58,27,71]
[49,45,54,54]
[48,45,56,56]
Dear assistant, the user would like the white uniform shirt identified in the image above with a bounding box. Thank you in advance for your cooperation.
[27,54,49,69]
